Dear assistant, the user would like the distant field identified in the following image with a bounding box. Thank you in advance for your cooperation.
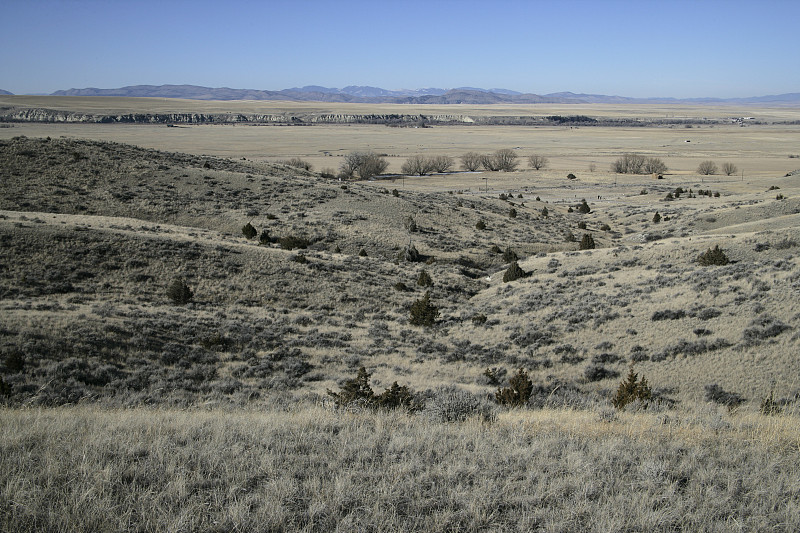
[2,122,798,178]
[4,94,800,120]
[3,96,799,178]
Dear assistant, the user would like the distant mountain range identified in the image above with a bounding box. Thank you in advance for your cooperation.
[4,85,799,105]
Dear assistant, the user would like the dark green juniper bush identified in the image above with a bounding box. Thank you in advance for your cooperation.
[697,245,729,266]
[241,222,257,239]
[495,368,533,407]
[502,261,527,283]
[166,278,193,305]
[612,364,652,410]
[409,291,439,327]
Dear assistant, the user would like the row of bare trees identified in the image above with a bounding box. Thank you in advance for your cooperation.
[459,150,549,173]
[330,150,737,180]
[611,153,668,174]
[400,155,454,176]
[698,161,738,176]
[339,151,389,179]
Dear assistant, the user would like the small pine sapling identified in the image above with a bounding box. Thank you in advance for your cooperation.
[242,222,257,239]
[166,278,193,305]
[612,364,652,410]
[579,234,595,250]
[417,269,433,287]
[697,245,729,266]
[502,261,528,282]
[409,291,439,327]
[495,368,533,407]
[327,367,375,408]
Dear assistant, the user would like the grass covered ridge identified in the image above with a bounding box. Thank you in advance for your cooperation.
[2,404,799,532]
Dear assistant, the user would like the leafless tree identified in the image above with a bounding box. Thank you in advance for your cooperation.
[479,154,501,171]
[527,154,549,170]
[643,157,668,174]
[722,162,738,176]
[401,155,454,175]
[401,155,433,176]
[461,152,482,172]
[697,160,718,175]
[611,153,645,174]
[493,149,519,172]
[428,155,454,173]
[340,151,389,179]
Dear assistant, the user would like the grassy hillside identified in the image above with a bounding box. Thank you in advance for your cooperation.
[2,135,799,407]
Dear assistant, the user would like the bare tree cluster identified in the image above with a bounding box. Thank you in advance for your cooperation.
[697,160,718,175]
[340,151,389,180]
[492,149,519,172]
[527,154,549,170]
[461,149,519,172]
[612,153,667,174]
[722,162,738,176]
[401,154,454,176]
[276,157,313,171]
[460,152,483,171]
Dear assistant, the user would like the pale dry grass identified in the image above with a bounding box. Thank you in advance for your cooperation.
[3,122,798,178]
[1,404,798,532]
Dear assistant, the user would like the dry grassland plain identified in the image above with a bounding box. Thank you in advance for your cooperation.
[1,96,799,531]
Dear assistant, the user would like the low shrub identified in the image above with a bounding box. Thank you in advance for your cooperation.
[394,281,411,292]
[166,278,193,305]
[704,383,745,408]
[242,222,257,239]
[651,309,686,321]
[697,245,729,266]
[502,248,518,263]
[760,388,781,415]
[277,157,313,171]
[423,388,495,423]
[585,364,618,382]
[279,235,310,250]
[327,367,418,412]
[482,367,506,385]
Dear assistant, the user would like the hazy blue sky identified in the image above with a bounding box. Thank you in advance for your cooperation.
[2,0,798,98]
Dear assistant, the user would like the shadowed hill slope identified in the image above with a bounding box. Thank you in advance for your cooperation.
[1,137,799,408]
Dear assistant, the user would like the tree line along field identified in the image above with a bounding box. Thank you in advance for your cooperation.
[1,99,800,530]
